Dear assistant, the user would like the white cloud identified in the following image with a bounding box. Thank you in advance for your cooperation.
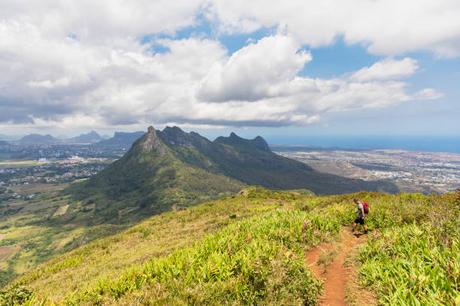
[0,0,203,41]
[197,35,311,102]
[350,58,419,82]
[207,0,460,57]
[0,1,447,131]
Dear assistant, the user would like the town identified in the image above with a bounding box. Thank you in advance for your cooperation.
[276,148,460,194]
[0,156,113,202]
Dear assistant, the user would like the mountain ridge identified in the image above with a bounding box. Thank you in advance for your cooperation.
[18,134,59,145]
[69,125,398,223]
[68,130,103,144]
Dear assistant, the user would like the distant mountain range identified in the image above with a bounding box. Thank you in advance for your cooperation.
[67,131,104,144]
[8,131,124,147]
[70,126,399,223]
[19,134,60,145]
[94,131,144,148]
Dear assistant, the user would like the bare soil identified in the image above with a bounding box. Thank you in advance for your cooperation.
[306,228,376,306]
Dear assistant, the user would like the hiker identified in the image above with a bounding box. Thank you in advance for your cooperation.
[352,198,368,234]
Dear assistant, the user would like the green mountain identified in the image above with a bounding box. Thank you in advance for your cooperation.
[70,127,244,223]
[70,126,398,223]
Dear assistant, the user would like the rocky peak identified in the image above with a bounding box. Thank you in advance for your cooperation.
[135,126,167,154]
[214,132,270,152]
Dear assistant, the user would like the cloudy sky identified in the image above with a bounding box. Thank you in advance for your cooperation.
[0,0,459,138]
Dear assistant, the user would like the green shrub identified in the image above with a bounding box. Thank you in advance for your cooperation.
[0,285,33,306]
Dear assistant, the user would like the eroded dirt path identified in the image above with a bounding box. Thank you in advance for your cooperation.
[306,228,374,306]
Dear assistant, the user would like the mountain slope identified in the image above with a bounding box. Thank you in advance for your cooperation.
[70,126,398,223]
[157,126,398,194]
[6,190,459,305]
[71,127,244,223]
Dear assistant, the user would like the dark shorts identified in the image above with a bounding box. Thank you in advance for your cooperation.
[354,217,365,225]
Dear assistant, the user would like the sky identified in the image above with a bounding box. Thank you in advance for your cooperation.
[0,0,459,139]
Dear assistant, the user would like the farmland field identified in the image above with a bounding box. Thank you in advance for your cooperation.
[0,161,44,169]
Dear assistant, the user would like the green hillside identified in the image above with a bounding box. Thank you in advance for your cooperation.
[3,188,459,305]
[70,127,244,223]
[0,126,399,289]
[69,126,398,224]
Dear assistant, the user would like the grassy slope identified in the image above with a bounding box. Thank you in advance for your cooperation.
[193,134,399,195]
[2,189,460,305]
[0,186,125,287]
[11,189,285,303]
[71,143,244,224]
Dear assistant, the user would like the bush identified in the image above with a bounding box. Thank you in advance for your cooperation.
[0,285,33,306]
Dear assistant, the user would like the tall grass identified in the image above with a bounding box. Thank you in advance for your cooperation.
[66,209,342,305]
[3,189,459,305]
[356,192,460,305]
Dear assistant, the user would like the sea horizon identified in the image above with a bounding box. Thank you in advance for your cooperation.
[268,135,460,154]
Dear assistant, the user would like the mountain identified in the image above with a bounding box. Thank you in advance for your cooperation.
[94,131,145,148]
[68,131,103,144]
[0,140,8,146]
[70,126,398,223]
[160,127,398,193]
[70,127,244,223]
[18,134,60,145]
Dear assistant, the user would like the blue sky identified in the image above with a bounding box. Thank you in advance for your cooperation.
[0,0,459,140]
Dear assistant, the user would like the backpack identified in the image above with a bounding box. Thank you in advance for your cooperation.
[362,201,369,214]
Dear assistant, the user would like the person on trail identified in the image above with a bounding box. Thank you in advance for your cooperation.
[352,198,368,235]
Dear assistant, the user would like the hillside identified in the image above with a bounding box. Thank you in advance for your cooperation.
[70,127,244,223]
[3,188,459,305]
[70,126,398,223]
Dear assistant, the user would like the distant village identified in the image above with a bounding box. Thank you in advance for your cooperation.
[0,156,112,201]
[278,149,460,194]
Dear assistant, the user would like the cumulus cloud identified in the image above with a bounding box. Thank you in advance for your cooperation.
[207,0,460,57]
[0,0,448,131]
[198,35,311,102]
[350,58,419,82]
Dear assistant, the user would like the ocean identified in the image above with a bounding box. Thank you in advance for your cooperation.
[268,135,460,154]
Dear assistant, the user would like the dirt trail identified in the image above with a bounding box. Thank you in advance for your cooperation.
[306,228,372,306]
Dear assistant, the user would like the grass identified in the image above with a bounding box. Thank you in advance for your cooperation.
[356,192,460,305]
[67,210,335,305]
[0,186,125,286]
[9,188,289,303]
[1,188,459,305]
[317,246,340,272]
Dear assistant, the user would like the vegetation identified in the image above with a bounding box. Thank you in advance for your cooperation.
[69,128,245,224]
[69,126,398,225]
[357,192,460,305]
[1,187,459,305]
[0,186,125,287]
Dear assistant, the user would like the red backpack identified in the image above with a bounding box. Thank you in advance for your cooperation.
[362,201,369,214]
